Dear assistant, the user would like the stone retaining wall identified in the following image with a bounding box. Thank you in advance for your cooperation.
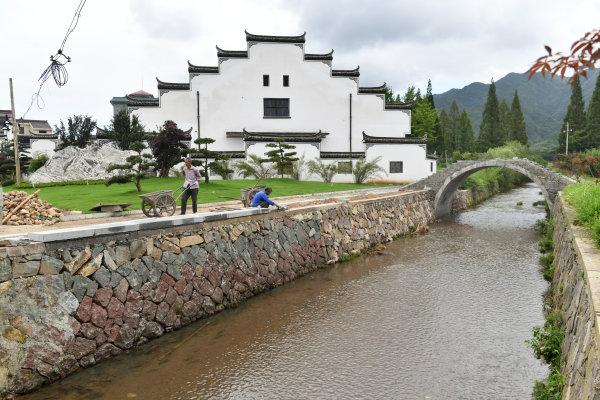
[552,194,600,399]
[0,190,434,396]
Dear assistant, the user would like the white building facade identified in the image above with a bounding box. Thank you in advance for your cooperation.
[111,31,436,182]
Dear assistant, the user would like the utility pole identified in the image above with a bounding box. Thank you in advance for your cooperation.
[564,121,571,156]
[9,78,22,185]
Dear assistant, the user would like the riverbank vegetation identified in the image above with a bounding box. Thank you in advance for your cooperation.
[531,217,565,399]
[563,183,600,247]
[3,178,386,213]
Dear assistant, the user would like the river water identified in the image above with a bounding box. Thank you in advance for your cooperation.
[24,183,548,400]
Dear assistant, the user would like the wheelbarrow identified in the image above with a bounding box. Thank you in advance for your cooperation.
[139,186,188,217]
[240,185,266,207]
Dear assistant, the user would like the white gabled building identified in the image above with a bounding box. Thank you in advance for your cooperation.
[111,31,436,182]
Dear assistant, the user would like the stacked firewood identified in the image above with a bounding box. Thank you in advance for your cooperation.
[2,191,62,226]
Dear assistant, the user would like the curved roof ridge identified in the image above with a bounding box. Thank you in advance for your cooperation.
[358,82,387,94]
[245,29,306,43]
[156,78,190,90]
[362,131,427,144]
[187,61,219,73]
[304,49,334,61]
[216,45,248,58]
[332,66,360,77]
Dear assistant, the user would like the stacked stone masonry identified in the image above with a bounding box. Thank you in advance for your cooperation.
[552,194,600,399]
[0,191,434,396]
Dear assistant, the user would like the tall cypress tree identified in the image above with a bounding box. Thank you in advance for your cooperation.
[438,109,450,162]
[584,73,600,150]
[559,76,586,153]
[478,80,502,151]
[426,79,443,157]
[458,110,475,152]
[498,99,512,145]
[510,91,528,145]
[426,79,435,108]
[448,100,461,154]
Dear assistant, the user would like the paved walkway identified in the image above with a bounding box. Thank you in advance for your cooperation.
[0,185,403,238]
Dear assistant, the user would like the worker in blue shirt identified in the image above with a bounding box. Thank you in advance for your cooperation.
[251,187,286,210]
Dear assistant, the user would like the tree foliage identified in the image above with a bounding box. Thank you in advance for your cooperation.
[106,111,146,150]
[559,76,586,153]
[188,137,218,183]
[150,120,188,177]
[0,140,15,183]
[235,154,273,179]
[106,141,154,192]
[307,159,338,183]
[55,115,96,149]
[352,157,384,184]
[478,80,502,151]
[412,100,438,140]
[210,157,234,180]
[510,91,528,145]
[264,138,299,178]
[585,73,600,150]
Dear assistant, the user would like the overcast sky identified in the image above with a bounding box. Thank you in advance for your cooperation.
[1,0,599,127]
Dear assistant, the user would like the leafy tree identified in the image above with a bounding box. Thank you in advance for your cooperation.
[559,76,586,153]
[0,140,15,183]
[210,157,234,180]
[28,153,48,173]
[498,99,512,145]
[235,154,273,179]
[189,137,218,183]
[412,100,438,141]
[448,100,461,153]
[426,79,444,156]
[438,109,450,162]
[55,115,96,149]
[585,73,600,150]
[106,110,145,150]
[352,157,384,184]
[457,111,475,152]
[478,80,502,151]
[384,87,402,104]
[106,141,154,192]
[150,120,188,177]
[425,79,435,108]
[510,91,528,145]
[264,138,299,178]
[307,159,338,183]
[403,85,419,104]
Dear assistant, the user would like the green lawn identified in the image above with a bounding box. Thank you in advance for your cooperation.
[563,183,600,248]
[3,178,387,213]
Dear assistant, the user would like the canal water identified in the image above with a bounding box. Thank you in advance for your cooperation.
[24,183,548,400]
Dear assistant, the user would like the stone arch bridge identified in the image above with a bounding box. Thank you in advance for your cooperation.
[406,158,575,218]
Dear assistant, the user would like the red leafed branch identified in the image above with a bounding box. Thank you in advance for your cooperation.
[528,29,600,84]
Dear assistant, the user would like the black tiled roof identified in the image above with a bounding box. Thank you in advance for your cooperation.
[156,78,190,91]
[362,131,427,144]
[228,129,329,143]
[358,83,387,94]
[304,50,334,61]
[188,61,219,74]
[216,46,248,58]
[320,152,365,159]
[332,66,360,77]
[125,94,159,107]
[384,103,412,110]
[245,30,306,43]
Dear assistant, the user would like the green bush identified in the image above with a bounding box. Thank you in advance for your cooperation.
[28,154,48,173]
[533,367,564,400]
[530,310,564,367]
[540,253,555,281]
[563,183,600,247]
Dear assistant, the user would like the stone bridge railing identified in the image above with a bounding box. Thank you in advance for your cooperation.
[406,158,575,217]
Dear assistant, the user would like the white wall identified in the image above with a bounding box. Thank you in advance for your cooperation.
[366,144,434,182]
[29,139,56,157]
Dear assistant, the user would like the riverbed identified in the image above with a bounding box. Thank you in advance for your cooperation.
[23,183,548,399]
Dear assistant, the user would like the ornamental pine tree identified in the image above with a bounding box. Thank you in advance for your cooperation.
[265,138,298,178]
[510,91,528,145]
[478,80,502,152]
[457,111,475,152]
[559,76,586,152]
[584,73,600,150]
[106,141,155,192]
[189,137,217,183]
[498,100,512,145]
[150,120,189,177]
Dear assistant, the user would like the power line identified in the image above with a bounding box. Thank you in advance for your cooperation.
[21,0,88,119]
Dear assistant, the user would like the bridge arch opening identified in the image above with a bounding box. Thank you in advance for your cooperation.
[433,160,551,218]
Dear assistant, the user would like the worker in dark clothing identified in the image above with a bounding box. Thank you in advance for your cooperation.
[251,187,286,210]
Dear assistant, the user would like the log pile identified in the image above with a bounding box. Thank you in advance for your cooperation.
[2,191,62,226]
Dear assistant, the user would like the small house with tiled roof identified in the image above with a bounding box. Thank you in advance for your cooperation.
[0,110,57,155]
[110,31,436,181]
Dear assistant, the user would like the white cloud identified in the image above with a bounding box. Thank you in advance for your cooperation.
[1,0,598,128]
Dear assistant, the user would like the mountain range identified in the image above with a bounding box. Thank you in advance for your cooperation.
[432,69,599,147]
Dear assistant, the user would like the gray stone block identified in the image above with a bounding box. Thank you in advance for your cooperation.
[13,260,40,278]
[39,256,63,275]
[93,265,111,288]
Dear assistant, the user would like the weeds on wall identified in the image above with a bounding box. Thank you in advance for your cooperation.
[530,217,564,399]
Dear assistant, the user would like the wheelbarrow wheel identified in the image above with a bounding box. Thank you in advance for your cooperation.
[153,195,177,217]
[141,200,154,217]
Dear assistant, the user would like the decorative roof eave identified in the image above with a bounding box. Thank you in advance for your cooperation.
[320,152,365,159]
[233,129,329,143]
[304,50,334,61]
[187,61,219,74]
[358,83,387,94]
[216,46,248,58]
[125,94,159,107]
[18,133,58,139]
[156,78,190,91]
[332,66,360,77]
[362,131,427,144]
[384,103,412,110]
[245,30,306,43]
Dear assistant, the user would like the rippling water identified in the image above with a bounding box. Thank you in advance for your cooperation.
[24,184,548,400]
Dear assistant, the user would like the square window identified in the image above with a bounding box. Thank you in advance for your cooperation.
[389,161,404,173]
[264,98,290,118]
[337,161,352,174]
[283,75,289,87]
[263,75,269,86]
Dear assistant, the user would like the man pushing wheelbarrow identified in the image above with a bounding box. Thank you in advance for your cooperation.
[181,157,201,215]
